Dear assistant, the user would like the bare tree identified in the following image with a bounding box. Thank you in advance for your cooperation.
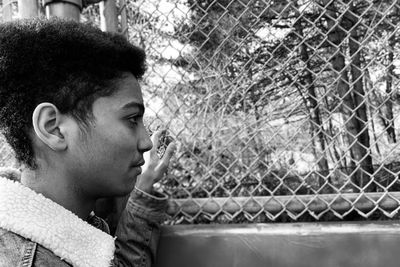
[293,11,330,189]
[324,0,375,191]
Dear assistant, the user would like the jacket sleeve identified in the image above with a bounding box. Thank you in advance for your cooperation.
[112,187,168,267]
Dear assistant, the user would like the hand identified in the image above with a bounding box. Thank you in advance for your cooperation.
[135,130,176,194]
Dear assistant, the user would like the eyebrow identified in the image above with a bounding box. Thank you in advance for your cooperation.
[120,101,145,115]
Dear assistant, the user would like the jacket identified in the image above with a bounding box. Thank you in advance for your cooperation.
[0,177,167,267]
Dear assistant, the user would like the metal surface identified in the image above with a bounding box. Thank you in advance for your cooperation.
[100,0,117,32]
[17,0,39,18]
[1,0,16,21]
[118,0,127,38]
[167,192,400,218]
[43,0,82,9]
[45,0,81,21]
[155,222,400,267]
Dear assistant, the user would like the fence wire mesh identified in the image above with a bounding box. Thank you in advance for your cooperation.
[2,0,400,224]
[124,0,400,224]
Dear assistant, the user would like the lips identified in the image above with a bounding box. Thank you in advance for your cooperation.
[135,166,142,175]
[131,160,145,168]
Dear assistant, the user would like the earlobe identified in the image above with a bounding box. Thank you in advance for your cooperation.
[32,103,67,151]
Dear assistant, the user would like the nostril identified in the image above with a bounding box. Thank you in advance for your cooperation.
[139,136,153,152]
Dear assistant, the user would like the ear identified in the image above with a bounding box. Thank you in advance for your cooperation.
[32,103,67,151]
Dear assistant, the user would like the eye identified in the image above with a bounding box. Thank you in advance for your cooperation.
[127,115,140,126]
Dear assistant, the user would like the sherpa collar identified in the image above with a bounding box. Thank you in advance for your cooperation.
[0,177,115,267]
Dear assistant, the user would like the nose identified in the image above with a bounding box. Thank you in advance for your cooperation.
[138,124,153,153]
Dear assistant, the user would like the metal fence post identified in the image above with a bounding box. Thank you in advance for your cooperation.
[2,0,14,21]
[119,0,128,38]
[44,0,82,21]
[100,0,117,32]
[17,0,39,18]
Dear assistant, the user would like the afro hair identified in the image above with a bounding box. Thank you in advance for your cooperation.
[0,18,147,168]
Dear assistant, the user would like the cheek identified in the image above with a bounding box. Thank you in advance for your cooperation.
[70,128,138,196]
[91,128,136,165]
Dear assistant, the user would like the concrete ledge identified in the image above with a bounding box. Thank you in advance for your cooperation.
[155,222,400,267]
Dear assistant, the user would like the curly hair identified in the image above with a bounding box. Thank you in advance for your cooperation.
[0,18,147,169]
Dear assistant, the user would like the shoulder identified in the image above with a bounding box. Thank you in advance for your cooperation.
[0,227,35,266]
[0,228,71,267]
[34,244,72,267]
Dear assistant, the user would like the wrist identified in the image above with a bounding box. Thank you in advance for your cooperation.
[127,187,168,223]
[134,184,153,195]
[133,186,168,201]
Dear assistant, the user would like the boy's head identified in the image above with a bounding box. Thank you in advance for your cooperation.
[0,18,153,197]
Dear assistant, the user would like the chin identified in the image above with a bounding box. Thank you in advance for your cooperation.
[103,175,136,197]
[121,177,137,194]
[102,183,135,198]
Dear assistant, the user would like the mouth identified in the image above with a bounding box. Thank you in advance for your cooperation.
[131,160,145,168]
[129,161,144,176]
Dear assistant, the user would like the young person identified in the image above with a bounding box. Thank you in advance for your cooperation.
[0,18,175,267]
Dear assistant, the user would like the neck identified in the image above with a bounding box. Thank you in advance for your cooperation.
[20,168,95,220]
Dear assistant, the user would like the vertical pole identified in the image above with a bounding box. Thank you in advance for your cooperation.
[100,0,118,32]
[18,0,39,19]
[44,0,82,21]
[2,0,14,21]
[119,0,128,38]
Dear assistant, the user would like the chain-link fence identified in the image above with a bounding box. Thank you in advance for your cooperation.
[2,0,400,224]
[124,0,400,224]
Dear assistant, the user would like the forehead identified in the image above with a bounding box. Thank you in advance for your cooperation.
[92,73,144,116]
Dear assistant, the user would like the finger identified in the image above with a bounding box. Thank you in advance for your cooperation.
[150,130,162,155]
[160,142,176,167]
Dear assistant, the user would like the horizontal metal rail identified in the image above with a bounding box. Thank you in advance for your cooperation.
[167,192,400,216]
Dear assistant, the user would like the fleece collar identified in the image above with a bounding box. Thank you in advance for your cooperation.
[0,177,115,267]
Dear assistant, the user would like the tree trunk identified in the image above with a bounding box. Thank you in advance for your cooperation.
[366,65,396,147]
[325,1,375,191]
[294,17,329,190]
[383,34,396,143]
[347,4,375,191]
[364,69,382,158]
